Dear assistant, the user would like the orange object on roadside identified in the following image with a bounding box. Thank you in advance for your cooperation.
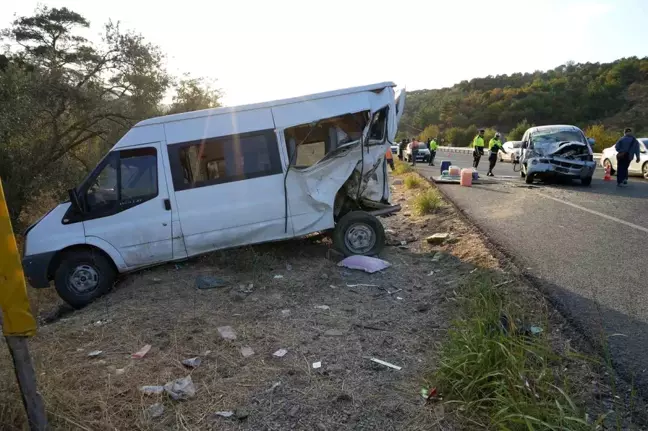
[460,168,473,187]
[385,148,393,160]
[604,164,612,181]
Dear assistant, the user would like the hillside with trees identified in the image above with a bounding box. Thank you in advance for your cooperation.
[0,7,221,228]
[399,58,648,151]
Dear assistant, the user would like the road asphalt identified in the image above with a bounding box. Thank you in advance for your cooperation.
[412,152,648,394]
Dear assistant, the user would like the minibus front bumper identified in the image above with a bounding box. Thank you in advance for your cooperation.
[22,252,55,288]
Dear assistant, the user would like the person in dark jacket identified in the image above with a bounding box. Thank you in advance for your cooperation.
[614,128,641,187]
[487,133,505,176]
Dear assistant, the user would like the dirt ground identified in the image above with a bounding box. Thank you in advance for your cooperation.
[0,177,631,430]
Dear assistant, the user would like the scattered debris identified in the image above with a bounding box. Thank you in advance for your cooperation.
[530,326,543,335]
[146,403,165,419]
[353,323,388,331]
[324,329,344,337]
[385,229,396,234]
[132,344,152,359]
[150,277,162,283]
[396,296,403,300]
[337,255,391,273]
[314,305,330,310]
[87,350,102,358]
[218,326,237,341]
[367,357,402,371]
[164,375,196,400]
[312,361,322,369]
[268,382,281,392]
[196,275,229,289]
[274,275,284,279]
[431,252,443,262]
[93,319,111,327]
[182,357,202,368]
[115,368,126,376]
[346,283,378,288]
[273,349,288,358]
[240,346,255,357]
[286,263,293,271]
[427,270,435,276]
[400,240,407,246]
[76,348,84,352]
[420,387,438,400]
[281,309,291,317]
[235,408,250,420]
[426,233,450,244]
[140,385,165,395]
[214,411,234,418]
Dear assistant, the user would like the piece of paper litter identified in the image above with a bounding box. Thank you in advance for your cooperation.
[337,255,391,273]
[368,357,402,370]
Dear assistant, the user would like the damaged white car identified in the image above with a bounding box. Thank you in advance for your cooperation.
[519,125,596,186]
[22,82,406,307]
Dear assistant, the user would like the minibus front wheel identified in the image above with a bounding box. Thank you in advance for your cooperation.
[333,211,385,256]
[54,248,117,309]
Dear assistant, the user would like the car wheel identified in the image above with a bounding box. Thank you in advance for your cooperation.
[603,159,616,175]
[643,162,648,180]
[525,172,534,184]
[581,176,592,186]
[333,211,385,257]
[54,249,116,309]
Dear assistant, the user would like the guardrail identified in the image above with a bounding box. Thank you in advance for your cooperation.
[437,146,602,160]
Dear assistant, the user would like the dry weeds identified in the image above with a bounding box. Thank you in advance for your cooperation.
[0,174,635,430]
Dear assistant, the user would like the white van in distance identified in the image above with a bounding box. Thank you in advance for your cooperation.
[22,82,406,307]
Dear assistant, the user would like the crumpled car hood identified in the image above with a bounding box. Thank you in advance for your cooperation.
[534,141,589,157]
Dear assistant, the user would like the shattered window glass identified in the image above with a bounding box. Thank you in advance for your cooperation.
[284,112,368,169]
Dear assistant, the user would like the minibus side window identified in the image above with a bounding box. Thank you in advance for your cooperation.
[168,129,282,191]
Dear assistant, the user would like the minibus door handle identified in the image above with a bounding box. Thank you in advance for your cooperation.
[163,199,171,211]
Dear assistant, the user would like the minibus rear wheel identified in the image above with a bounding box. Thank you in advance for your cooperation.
[333,211,385,256]
[54,249,117,309]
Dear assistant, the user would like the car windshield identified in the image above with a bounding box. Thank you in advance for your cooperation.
[531,130,586,148]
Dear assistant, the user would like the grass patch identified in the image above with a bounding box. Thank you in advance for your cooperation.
[432,272,601,430]
[393,160,413,175]
[404,174,423,189]
[411,189,442,215]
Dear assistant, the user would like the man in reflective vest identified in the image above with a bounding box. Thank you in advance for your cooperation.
[428,137,438,166]
[472,129,485,168]
[487,133,506,176]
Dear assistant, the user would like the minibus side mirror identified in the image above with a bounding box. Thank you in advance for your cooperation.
[68,188,82,213]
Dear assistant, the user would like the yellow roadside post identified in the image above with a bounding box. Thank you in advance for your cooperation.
[0,178,48,430]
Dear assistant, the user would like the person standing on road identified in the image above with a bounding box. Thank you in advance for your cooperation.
[472,129,486,168]
[614,128,641,187]
[398,138,408,161]
[487,133,506,176]
[410,138,419,166]
[428,137,438,166]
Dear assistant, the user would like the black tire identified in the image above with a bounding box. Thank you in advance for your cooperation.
[643,162,648,179]
[581,176,592,186]
[603,159,616,175]
[333,211,385,257]
[54,249,116,309]
[525,172,534,184]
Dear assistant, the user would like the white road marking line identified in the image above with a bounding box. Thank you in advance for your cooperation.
[534,191,648,234]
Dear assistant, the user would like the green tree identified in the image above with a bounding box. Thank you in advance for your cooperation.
[419,124,440,142]
[507,119,533,141]
[0,6,171,225]
[168,75,222,114]
[583,124,617,152]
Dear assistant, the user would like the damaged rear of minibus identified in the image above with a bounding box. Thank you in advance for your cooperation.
[21,82,406,307]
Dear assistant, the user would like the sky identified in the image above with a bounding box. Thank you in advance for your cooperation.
[2,0,647,106]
